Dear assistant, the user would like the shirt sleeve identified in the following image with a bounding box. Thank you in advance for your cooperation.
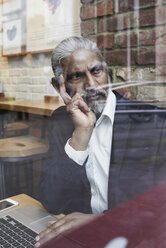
[64,138,89,166]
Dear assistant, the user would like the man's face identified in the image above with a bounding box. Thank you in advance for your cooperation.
[62,48,109,115]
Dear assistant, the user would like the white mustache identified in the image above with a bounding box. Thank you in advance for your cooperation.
[81,88,107,100]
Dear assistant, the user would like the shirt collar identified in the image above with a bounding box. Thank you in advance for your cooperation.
[96,90,116,126]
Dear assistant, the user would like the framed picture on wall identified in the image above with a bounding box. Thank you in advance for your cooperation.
[3,19,22,55]
[2,0,26,56]
[26,0,81,53]
[2,0,22,15]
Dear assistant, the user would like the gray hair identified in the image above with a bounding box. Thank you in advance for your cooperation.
[51,36,109,82]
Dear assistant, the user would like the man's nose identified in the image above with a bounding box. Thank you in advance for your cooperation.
[85,73,96,89]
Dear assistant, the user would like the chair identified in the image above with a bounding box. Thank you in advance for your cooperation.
[0,135,49,199]
[0,97,29,139]
[3,122,29,138]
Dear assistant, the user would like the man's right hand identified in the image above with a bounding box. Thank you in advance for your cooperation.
[52,75,96,151]
[67,92,96,151]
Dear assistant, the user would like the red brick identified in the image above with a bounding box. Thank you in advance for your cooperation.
[156,45,166,64]
[97,1,114,17]
[130,32,138,47]
[98,17,114,33]
[81,20,95,36]
[97,34,114,50]
[116,32,137,48]
[117,29,156,48]
[156,7,166,25]
[163,26,166,44]
[163,66,166,75]
[117,0,134,13]
[116,0,157,13]
[116,33,126,48]
[139,9,156,27]
[155,27,165,45]
[98,13,134,33]
[139,29,156,46]
[123,13,135,30]
[80,5,94,20]
[103,50,135,66]
[81,0,113,20]
[139,0,157,8]
[135,48,155,65]
[81,0,94,3]
[156,66,166,75]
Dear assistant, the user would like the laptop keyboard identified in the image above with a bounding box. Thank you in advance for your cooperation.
[0,215,37,248]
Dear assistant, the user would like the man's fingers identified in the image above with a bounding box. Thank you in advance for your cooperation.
[51,77,59,92]
[48,220,56,226]
[45,217,66,234]
[50,219,77,235]
[51,75,71,105]
[35,229,57,247]
[59,75,71,104]
[68,99,90,114]
[67,93,90,114]
[35,216,77,247]
[36,216,68,241]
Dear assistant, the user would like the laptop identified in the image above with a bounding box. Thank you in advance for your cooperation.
[0,205,57,247]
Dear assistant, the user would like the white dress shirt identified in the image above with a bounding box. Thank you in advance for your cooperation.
[65,90,116,213]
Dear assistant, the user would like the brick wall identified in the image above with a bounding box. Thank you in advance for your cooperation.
[0,59,53,100]
[81,0,166,101]
[0,31,54,100]
[0,51,54,101]
[0,0,166,101]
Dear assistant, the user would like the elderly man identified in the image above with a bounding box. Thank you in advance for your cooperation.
[35,36,166,246]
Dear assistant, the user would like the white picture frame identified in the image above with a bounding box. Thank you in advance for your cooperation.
[3,19,22,55]
[26,0,81,53]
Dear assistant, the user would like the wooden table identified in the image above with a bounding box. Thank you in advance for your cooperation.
[1,193,64,219]
[0,97,15,101]
[0,99,64,117]
[9,193,46,210]
[0,98,65,137]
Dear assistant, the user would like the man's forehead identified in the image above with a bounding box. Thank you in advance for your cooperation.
[63,49,102,72]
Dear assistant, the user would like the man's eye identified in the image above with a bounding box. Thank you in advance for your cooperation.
[72,73,81,80]
[67,73,80,82]
[94,67,102,74]
[91,65,103,75]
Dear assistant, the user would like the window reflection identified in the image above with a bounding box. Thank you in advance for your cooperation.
[0,0,166,246]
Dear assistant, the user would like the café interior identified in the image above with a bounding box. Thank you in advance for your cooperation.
[0,0,166,247]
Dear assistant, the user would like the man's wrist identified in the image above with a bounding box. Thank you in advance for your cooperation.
[65,138,89,165]
[70,127,93,151]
